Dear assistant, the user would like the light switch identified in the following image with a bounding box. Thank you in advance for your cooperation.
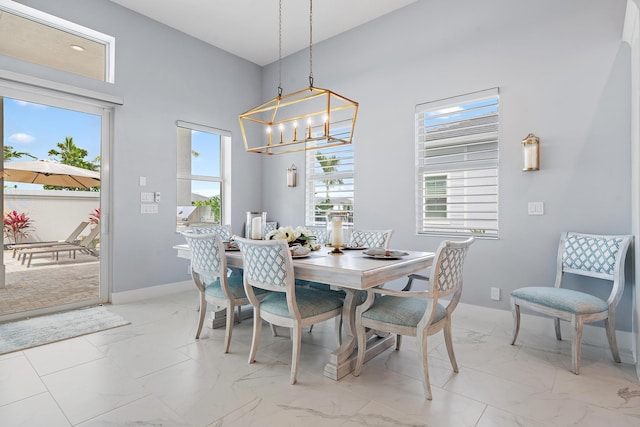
[140,204,158,214]
[154,192,161,203]
[140,192,154,202]
[528,202,544,215]
[139,176,147,186]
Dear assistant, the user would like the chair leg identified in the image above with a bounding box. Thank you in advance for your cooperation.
[571,315,583,375]
[236,305,242,323]
[396,334,402,351]
[290,325,302,385]
[443,318,459,373]
[270,323,278,337]
[605,316,621,363]
[510,299,520,345]
[248,309,262,364]
[195,294,207,339]
[308,324,314,334]
[224,302,234,353]
[417,329,433,400]
[554,318,562,341]
[354,322,367,377]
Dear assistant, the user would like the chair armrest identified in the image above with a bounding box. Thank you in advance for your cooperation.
[401,272,430,291]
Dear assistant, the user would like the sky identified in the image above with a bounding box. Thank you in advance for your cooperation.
[3,97,101,189]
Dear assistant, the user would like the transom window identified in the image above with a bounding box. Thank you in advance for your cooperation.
[0,0,115,82]
[415,88,499,237]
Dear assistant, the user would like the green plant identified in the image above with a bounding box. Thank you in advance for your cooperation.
[4,210,34,244]
[193,196,221,223]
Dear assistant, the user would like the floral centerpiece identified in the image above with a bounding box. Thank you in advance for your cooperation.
[265,226,318,250]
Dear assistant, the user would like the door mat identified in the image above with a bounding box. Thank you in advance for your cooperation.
[0,305,129,355]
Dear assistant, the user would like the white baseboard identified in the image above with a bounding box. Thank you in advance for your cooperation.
[111,280,192,304]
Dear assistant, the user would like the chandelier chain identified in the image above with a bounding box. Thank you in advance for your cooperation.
[308,0,313,87]
[278,0,283,97]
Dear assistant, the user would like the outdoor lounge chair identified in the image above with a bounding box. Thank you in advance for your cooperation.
[18,225,100,267]
[9,221,89,258]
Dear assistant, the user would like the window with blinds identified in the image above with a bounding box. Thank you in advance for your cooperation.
[415,88,499,237]
[305,139,354,227]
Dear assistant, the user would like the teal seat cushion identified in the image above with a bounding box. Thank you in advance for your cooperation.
[511,287,608,315]
[362,295,447,327]
[205,275,268,300]
[260,287,343,319]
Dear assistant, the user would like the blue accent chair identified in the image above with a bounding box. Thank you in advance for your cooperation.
[510,232,633,374]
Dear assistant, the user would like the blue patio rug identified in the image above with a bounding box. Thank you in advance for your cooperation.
[0,305,129,355]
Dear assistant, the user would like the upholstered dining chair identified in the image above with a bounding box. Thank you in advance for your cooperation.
[510,231,632,375]
[305,226,329,246]
[354,237,474,400]
[189,224,232,240]
[236,237,343,384]
[348,229,393,249]
[182,232,268,353]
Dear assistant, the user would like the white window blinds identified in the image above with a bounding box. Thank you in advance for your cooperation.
[305,143,354,226]
[415,88,499,237]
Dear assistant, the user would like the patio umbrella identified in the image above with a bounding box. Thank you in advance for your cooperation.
[3,160,100,189]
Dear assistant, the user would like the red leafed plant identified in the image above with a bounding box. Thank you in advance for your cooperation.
[3,210,33,244]
[89,208,100,224]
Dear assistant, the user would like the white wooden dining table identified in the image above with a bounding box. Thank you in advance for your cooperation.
[175,244,434,380]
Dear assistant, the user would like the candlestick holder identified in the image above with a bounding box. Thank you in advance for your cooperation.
[326,244,346,255]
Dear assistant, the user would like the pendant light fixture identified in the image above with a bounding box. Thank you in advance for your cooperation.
[239,0,359,155]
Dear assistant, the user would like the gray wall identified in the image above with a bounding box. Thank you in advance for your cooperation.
[260,0,635,330]
[1,0,634,330]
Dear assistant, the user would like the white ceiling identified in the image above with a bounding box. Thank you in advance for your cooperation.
[109,0,416,66]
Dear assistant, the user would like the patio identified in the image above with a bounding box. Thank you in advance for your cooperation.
[0,249,99,316]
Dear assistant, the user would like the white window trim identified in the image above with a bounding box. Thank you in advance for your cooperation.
[415,87,499,238]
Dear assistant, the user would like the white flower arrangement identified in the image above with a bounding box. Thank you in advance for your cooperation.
[265,226,317,248]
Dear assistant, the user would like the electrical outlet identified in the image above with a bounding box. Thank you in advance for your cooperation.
[490,287,501,301]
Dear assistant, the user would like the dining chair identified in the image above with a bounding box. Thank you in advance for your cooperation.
[348,229,393,249]
[354,237,474,400]
[305,226,329,245]
[510,231,632,374]
[264,221,278,236]
[181,232,268,352]
[189,224,232,241]
[236,237,344,384]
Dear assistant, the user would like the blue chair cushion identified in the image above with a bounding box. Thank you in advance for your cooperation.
[362,295,447,327]
[511,287,608,315]
[205,275,268,300]
[259,287,343,319]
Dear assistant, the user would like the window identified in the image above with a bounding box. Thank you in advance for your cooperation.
[305,134,354,227]
[0,0,115,82]
[176,121,229,230]
[415,88,499,237]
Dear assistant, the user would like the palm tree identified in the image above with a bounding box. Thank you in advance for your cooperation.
[48,136,98,171]
[316,152,343,200]
[4,145,36,161]
[46,136,100,191]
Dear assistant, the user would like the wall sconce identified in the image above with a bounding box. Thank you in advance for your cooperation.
[287,164,297,187]
[522,133,540,171]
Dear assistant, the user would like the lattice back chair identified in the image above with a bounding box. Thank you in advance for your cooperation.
[182,232,267,353]
[189,224,232,241]
[264,222,278,236]
[510,232,632,374]
[236,237,343,384]
[349,229,393,249]
[305,226,329,246]
[354,237,474,400]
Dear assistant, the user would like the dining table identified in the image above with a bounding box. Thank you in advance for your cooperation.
[174,243,435,380]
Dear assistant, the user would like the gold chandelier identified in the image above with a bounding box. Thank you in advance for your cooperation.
[239,0,358,155]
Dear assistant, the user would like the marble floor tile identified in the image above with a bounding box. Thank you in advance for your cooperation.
[1,289,639,427]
